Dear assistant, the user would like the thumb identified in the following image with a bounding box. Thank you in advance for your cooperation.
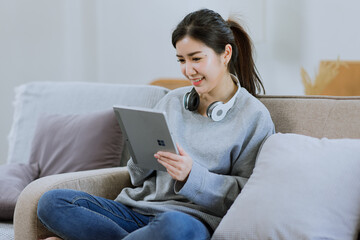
[176,143,187,156]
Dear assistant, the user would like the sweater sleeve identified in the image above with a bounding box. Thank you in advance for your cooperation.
[127,158,155,187]
[174,112,275,217]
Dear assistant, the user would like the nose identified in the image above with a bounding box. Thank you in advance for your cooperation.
[184,62,196,76]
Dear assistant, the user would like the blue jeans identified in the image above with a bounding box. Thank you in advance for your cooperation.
[37,189,211,240]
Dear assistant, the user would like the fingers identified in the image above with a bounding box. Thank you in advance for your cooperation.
[154,144,192,182]
[157,158,189,181]
[155,153,183,171]
[157,158,179,179]
[154,151,180,162]
[156,155,186,171]
[155,143,187,159]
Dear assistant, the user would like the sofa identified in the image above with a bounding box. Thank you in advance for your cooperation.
[0,82,359,239]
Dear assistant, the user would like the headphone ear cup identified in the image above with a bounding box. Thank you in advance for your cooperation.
[207,101,226,121]
[184,88,200,111]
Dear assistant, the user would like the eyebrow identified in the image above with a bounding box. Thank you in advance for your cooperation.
[176,51,203,58]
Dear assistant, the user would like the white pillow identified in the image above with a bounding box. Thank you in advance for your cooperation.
[213,133,360,240]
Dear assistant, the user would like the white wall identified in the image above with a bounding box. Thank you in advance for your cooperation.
[0,0,359,165]
[257,0,360,95]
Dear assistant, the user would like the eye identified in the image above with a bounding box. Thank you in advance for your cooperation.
[177,59,185,64]
[192,57,201,62]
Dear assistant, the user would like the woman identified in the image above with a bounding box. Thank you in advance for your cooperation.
[37,8,275,240]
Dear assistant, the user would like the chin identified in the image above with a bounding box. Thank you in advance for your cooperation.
[194,86,208,95]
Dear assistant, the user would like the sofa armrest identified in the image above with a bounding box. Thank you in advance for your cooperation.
[13,167,132,240]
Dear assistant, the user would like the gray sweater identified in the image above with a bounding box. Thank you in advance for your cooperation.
[115,86,275,231]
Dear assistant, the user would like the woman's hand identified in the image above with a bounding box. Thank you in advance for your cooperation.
[154,144,192,182]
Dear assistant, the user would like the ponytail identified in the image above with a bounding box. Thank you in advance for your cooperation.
[227,19,265,95]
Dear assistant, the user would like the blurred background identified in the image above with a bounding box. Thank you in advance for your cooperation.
[0,0,359,164]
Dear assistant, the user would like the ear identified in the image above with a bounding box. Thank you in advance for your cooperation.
[222,44,232,66]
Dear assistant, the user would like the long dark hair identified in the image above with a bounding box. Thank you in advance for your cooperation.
[172,9,265,96]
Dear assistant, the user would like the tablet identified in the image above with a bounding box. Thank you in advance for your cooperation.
[113,105,178,171]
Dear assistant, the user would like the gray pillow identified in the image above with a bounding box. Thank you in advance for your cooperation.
[29,109,124,177]
[213,133,360,240]
[0,163,38,220]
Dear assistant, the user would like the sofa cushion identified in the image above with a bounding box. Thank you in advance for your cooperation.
[213,133,360,239]
[7,82,169,165]
[29,109,124,178]
[0,163,38,220]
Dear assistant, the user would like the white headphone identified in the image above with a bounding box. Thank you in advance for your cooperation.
[183,74,240,121]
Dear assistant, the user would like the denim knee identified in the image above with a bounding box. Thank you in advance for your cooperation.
[158,211,189,226]
[155,211,210,239]
[37,189,67,222]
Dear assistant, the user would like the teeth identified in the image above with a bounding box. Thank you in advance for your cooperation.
[194,78,203,83]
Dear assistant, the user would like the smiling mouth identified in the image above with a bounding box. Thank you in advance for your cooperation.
[190,77,204,85]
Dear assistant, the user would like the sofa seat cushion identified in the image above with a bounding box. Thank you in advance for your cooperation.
[213,133,360,239]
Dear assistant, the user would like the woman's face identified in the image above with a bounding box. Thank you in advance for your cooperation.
[175,36,229,95]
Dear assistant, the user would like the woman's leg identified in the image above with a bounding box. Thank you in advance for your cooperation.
[124,211,211,240]
[37,189,152,240]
